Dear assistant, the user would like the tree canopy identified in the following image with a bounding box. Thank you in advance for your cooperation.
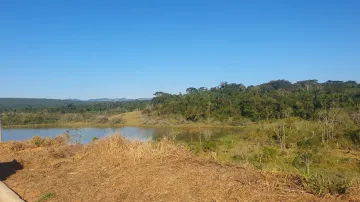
[148,80,360,122]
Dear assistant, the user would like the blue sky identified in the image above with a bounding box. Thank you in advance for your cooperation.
[1,0,359,99]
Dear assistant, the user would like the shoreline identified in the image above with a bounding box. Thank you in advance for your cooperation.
[2,122,244,129]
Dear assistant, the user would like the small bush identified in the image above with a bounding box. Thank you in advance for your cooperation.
[232,154,246,163]
[30,136,46,147]
[187,142,215,153]
[261,146,279,163]
[37,192,55,202]
[329,178,353,195]
[92,136,99,142]
[297,137,320,149]
[202,141,217,152]
[302,174,327,195]
[302,174,353,196]
[349,130,360,145]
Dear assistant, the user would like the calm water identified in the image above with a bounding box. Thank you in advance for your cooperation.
[1,127,243,144]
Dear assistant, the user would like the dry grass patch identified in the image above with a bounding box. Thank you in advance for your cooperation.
[1,135,357,201]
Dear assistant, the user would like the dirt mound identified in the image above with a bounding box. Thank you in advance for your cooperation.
[0,135,357,202]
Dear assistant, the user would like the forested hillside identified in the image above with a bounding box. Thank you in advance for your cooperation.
[147,80,360,122]
[0,98,83,109]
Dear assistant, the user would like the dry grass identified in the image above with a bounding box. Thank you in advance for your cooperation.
[88,135,189,164]
[1,135,358,201]
[119,111,143,126]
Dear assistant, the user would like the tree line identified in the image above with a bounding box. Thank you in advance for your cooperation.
[146,80,360,123]
[1,100,150,126]
[1,100,150,113]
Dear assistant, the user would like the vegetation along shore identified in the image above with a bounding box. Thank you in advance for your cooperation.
[1,79,360,201]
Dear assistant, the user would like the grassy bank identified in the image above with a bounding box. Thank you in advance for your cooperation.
[3,123,241,129]
[156,118,360,196]
[3,109,360,197]
[2,111,244,129]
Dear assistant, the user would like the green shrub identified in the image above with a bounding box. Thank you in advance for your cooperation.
[187,140,217,153]
[329,178,352,195]
[349,130,360,145]
[231,154,246,163]
[188,142,201,154]
[302,174,353,196]
[92,136,99,142]
[202,141,217,152]
[297,137,321,149]
[37,192,55,202]
[30,136,46,147]
[261,146,279,163]
[302,174,327,195]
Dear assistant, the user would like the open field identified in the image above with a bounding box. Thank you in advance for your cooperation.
[1,135,358,202]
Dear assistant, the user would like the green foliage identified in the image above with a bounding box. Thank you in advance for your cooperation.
[37,192,56,202]
[0,98,150,111]
[31,136,46,147]
[302,174,327,195]
[1,100,149,126]
[149,80,360,122]
[330,178,353,195]
[293,147,320,176]
[302,174,353,196]
[152,118,358,196]
[261,146,279,163]
[297,138,321,149]
[92,137,99,142]
[202,141,217,152]
[188,140,217,153]
[349,129,360,145]
[0,98,82,109]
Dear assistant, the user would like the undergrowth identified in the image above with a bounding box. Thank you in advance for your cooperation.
[302,174,353,196]
[157,118,360,196]
[37,192,56,202]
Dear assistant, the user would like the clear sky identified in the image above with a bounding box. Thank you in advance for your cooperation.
[1,0,359,99]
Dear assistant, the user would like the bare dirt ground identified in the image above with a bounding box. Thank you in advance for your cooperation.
[0,135,359,202]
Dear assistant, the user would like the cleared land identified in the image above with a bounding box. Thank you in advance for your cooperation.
[0,135,359,202]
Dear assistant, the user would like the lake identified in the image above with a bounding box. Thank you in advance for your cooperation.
[1,127,243,144]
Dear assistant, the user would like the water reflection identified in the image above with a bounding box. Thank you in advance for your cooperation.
[2,127,243,144]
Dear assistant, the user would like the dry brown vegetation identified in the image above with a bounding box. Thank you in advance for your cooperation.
[0,135,359,202]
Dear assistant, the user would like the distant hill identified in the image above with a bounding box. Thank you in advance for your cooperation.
[86,98,151,102]
[0,98,152,109]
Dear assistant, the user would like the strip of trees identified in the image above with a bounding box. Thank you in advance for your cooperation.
[147,80,360,123]
[0,100,150,126]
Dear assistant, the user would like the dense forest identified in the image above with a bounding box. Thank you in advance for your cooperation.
[146,80,360,123]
